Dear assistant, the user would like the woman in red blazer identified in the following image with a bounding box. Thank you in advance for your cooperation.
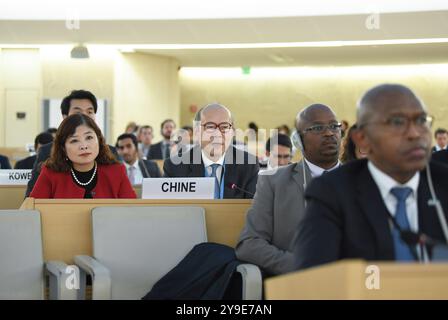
[30,114,136,199]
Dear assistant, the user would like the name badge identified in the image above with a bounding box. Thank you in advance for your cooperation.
[0,170,32,185]
[142,177,215,199]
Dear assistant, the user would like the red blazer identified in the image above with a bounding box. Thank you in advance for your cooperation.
[30,163,137,199]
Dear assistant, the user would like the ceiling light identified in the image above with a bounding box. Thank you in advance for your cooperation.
[70,44,89,59]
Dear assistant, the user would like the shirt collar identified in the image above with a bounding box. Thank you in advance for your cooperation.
[304,158,340,178]
[124,159,139,170]
[201,150,225,167]
[367,160,419,200]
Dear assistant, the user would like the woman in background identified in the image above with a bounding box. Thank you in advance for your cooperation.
[340,123,368,163]
[30,114,136,199]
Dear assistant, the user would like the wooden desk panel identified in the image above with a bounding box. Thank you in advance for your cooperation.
[20,198,251,263]
[0,185,26,209]
[265,260,448,300]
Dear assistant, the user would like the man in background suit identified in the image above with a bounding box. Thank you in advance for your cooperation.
[25,90,119,196]
[294,84,448,271]
[137,125,154,159]
[116,133,161,185]
[147,119,176,160]
[432,149,448,165]
[236,104,342,276]
[15,132,54,170]
[163,103,259,199]
[431,128,448,152]
[0,154,11,169]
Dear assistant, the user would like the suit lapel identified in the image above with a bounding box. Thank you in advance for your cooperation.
[292,160,311,193]
[187,146,205,177]
[418,168,444,242]
[356,164,395,260]
[138,160,148,178]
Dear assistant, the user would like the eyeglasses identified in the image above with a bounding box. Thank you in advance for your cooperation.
[201,122,233,133]
[303,123,342,134]
[360,114,433,134]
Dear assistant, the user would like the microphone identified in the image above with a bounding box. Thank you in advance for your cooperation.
[400,230,448,248]
[228,183,254,197]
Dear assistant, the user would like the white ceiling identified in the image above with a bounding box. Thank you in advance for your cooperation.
[1,6,448,66]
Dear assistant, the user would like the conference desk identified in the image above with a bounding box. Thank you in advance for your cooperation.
[20,198,251,263]
[0,185,26,209]
[0,185,143,210]
[265,260,448,299]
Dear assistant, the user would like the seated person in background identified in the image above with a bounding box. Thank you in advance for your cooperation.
[164,103,259,199]
[47,127,58,139]
[116,133,161,185]
[432,148,448,165]
[148,119,176,160]
[294,84,448,270]
[276,124,290,137]
[431,129,448,165]
[137,125,153,159]
[431,128,448,152]
[15,132,54,169]
[261,133,293,171]
[30,114,136,199]
[125,121,139,135]
[170,127,194,156]
[236,104,342,276]
[0,154,12,169]
[181,126,193,144]
[26,89,119,197]
[340,123,368,163]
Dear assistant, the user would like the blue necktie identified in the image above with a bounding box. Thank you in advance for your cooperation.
[210,164,221,199]
[390,187,415,261]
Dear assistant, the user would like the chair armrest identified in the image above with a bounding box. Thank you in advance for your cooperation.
[45,261,77,300]
[236,263,263,300]
[74,255,112,300]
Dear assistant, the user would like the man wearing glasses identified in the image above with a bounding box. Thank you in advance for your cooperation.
[294,84,448,270]
[236,104,342,276]
[163,103,259,199]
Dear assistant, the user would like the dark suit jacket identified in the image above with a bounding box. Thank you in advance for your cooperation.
[139,159,162,178]
[142,243,243,300]
[25,142,119,197]
[163,145,259,199]
[147,141,164,160]
[14,155,36,170]
[0,154,12,169]
[294,159,448,270]
[432,146,447,153]
[432,150,448,165]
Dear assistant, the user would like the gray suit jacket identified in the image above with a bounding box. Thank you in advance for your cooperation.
[235,160,312,275]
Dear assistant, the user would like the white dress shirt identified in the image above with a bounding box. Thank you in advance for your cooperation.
[201,151,225,185]
[434,145,447,152]
[138,143,151,158]
[124,159,144,185]
[367,161,427,262]
[304,158,340,178]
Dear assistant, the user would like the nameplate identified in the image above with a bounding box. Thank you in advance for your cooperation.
[0,170,32,185]
[141,178,215,199]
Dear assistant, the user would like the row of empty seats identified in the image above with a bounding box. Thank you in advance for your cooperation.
[0,207,262,300]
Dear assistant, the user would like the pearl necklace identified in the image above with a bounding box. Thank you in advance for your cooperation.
[71,162,97,186]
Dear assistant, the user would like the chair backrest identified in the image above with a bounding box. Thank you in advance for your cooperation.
[91,206,207,299]
[0,210,44,299]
